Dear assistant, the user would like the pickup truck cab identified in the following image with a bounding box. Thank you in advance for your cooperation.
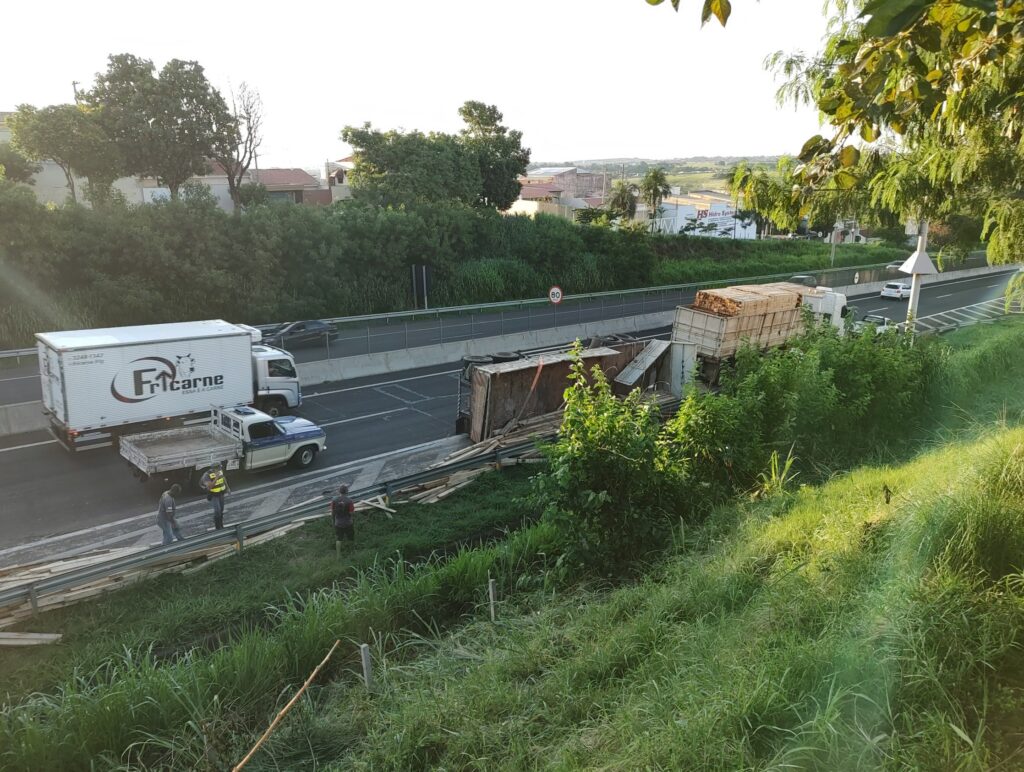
[120,405,327,487]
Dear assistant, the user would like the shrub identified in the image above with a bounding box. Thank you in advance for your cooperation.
[535,350,688,575]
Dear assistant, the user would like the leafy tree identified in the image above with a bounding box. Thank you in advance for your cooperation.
[0,144,40,184]
[535,346,688,575]
[342,122,481,206]
[639,168,671,222]
[646,0,733,26]
[8,104,121,204]
[84,54,235,199]
[238,182,269,208]
[574,207,609,225]
[458,101,530,209]
[607,179,639,220]
[212,83,263,214]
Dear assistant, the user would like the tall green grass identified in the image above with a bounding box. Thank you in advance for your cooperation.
[1,319,1023,769]
[249,430,1024,770]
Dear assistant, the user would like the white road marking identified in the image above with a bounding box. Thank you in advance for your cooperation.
[0,439,56,454]
[319,407,407,427]
[0,436,466,561]
[864,307,888,313]
[937,293,953,299]
[0,375,36,383]
[306,369,460,398]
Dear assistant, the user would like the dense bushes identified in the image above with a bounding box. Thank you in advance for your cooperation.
[0,179,905,346]
[538,322,942,573]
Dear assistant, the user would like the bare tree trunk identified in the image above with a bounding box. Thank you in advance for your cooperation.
[61,165,77,203]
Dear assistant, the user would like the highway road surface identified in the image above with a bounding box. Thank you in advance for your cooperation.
[0,269,1016,548]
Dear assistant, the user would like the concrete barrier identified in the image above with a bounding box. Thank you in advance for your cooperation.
[299,310,675,386]
[833,263,1020,298]
[0,401,48,437]
[3,263,1019,437]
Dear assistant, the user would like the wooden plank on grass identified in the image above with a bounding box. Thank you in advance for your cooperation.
[0,632,62,646]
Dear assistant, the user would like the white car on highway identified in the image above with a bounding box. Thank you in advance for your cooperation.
[880,281,911,300]
[853,313,899,335]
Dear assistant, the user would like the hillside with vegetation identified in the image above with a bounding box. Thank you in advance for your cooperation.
[3,316,1024,770]
[0,180,906,349]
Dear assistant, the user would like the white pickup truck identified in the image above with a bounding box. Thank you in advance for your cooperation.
[119,406,327,487]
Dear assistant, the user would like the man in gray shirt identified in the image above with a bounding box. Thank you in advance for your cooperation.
[158,484,185,545]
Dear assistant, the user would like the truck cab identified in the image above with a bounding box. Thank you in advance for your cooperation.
[800,287,849,330]
[251,345,302,416]
[216,406,325,471]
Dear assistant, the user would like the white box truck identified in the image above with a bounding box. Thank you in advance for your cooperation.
[36,320,303,451]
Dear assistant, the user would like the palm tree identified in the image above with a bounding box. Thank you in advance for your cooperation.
[640,168,671,222]
[607,180,639,220]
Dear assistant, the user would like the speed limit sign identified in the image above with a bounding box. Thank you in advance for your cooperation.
[854,271,860,284]
[548,285,564,305]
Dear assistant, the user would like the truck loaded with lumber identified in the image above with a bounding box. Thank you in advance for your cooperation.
[672,281,849,384]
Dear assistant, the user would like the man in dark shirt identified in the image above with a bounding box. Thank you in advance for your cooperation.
[331,483,355,557]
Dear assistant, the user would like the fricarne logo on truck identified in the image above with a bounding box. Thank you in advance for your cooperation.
[110,354,225,404]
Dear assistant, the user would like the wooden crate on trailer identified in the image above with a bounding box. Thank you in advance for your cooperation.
[693,287,772,317]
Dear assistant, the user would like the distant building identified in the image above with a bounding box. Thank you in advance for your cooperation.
[652,190,756,239]
[323,157,354,202]
[250,168,325,204]
[2,109,336,209]
[520,166,608,200]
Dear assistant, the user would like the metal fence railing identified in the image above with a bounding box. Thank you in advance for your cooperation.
[0,439,526,612]
[0,396,683,614]
[0,254,998,368]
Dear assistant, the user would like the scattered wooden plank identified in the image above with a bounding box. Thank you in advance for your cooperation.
[361,496,396,517]
[0,632,62,647]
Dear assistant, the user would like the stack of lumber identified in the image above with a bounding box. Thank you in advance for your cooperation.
[0,520,310,630]
[693,284,801,317]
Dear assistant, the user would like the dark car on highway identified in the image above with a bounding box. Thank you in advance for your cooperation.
[788,274,819,288]
[262,320,337,349]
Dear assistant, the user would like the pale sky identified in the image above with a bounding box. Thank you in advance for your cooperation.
[2,0,830,168]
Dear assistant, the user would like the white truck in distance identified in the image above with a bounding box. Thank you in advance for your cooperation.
[120,405,327,487]
[36,320,302,451]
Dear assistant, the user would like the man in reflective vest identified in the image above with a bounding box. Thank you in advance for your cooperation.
[201,463,230,530]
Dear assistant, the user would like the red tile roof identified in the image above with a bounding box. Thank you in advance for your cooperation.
[520,183,564,200]
[254,168,319,189]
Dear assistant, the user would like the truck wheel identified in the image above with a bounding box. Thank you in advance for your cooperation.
[259,397,287,417]
[291,445,318,469]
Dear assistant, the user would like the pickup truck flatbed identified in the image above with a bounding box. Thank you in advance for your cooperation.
[120,426,242,475]
[119,406,327,486]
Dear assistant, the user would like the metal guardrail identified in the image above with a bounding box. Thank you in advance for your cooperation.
[0,441,528,610]
[0,398,681,612]
[0,348,33,360]
[0,261,903,359]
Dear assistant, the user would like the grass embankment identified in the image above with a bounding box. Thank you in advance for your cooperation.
[0,467,536,701]
[2,318,1023,769]
[281,427,1024,770]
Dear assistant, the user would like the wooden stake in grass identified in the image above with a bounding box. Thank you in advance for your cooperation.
[489,577,497,622]
[360,642,375,690]
[232,639,341,772]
